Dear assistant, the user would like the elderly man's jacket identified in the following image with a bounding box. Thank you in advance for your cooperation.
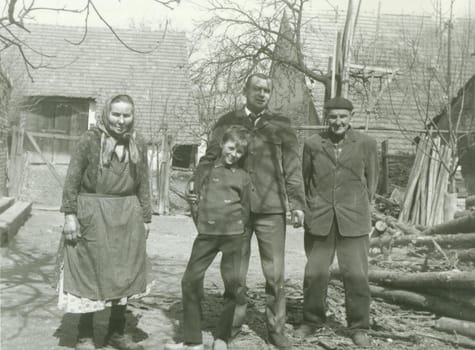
[302,128,378,237]
[198,108,305,214]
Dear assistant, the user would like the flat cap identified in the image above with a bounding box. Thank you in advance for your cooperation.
[324,96,353,111]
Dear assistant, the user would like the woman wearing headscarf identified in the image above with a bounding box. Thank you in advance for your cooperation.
[58,94,151,350]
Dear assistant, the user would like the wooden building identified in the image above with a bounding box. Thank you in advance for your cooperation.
[2,24,199,205]
[270,10,475,155]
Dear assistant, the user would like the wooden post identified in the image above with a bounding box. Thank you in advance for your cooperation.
[380,140,389,195]
[8,125,25,198]
[157,130,173,215]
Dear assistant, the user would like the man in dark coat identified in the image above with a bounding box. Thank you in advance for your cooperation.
[296,96,378,347]
[190,73,305,350]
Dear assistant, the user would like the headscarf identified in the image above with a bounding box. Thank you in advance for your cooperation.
[96,94,140,169]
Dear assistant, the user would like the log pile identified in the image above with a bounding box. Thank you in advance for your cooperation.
[361,206,475,341]
[398,136,453,226]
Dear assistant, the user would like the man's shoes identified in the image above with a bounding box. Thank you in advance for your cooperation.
[164,342,205,350]
[106,333,144,350]
[351,331,370,348]
[268,332,292,350]
[75,337,96,350]
[294,324,317,338]
[212,338,228,350]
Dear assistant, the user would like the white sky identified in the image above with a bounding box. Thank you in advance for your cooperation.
[25,0,474,31]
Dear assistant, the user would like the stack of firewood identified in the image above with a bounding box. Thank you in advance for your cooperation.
[362,210,475,342]
[399,136,452,226]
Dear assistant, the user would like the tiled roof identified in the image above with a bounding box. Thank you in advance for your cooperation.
[2,24,199,144]
[295,10,475,153]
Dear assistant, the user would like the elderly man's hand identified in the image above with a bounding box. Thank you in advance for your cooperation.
[63,214,81,243]
[291,210,304,228]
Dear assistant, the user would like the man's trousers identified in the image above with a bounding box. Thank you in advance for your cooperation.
[233,213,287,335]
[302,218,370,330]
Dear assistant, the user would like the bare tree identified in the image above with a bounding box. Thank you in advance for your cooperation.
[191,0,333,101]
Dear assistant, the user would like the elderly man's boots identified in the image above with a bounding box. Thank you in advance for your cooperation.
[105,305,144,350]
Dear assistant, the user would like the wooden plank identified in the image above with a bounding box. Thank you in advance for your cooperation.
[294,125,469,134]
[28,131,81,141]
[418,141,430,225]
[380,140,389,194]
[0,197,14,215]
[399,136,427,222]
[24,131,64,187]
[0,201,32,246]
[426,137,440,225]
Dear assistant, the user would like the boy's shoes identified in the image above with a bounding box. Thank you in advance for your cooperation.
[164,342,205,350]
[106,333,144,350]
[75,337,96,350]
[212,339,228,350]
[351,331,370,347]
[268,332,292,350]
[294,324,317,338]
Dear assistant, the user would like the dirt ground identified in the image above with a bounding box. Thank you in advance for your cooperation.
[0,209,471,349]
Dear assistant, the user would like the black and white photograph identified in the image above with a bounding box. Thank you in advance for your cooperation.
[1,0,474,349]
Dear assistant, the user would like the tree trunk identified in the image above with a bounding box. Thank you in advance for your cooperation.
[363,270,475,290]
[370,232,475,249]
[424,212,475,235]
[435,317,475,339]
[369,285,475,321]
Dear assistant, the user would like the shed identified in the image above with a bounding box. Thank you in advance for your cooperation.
[2,24,199,205]
[271,10,475,155]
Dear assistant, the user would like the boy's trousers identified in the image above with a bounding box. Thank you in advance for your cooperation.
[302,217,370,330]
[181,233,245,344]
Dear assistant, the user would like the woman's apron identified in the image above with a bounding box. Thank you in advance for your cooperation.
[62,159,148,300]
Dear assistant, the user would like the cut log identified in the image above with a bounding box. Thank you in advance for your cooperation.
[372,211,421,235]
[370,232,475,249]
[364,270,475,290]
[369,285,475,321]
[0,201,32,246]
[422,212,475,235]
[0,197,14,215]
[424,289,475,310]
[435,317,475,339]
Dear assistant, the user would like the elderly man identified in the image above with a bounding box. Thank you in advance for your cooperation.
[192,73,305,350]
[296,96,378,347]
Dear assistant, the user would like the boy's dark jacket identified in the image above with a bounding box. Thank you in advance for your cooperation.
[190,159,251,235]
[197,108,305,214]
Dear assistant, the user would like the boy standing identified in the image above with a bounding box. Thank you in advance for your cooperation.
[166,126,251,350]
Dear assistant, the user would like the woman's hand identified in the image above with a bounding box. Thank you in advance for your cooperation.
[144,223,150,239]
[63,214,81,243]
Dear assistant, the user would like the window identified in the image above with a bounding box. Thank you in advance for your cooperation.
[172,145,195,169]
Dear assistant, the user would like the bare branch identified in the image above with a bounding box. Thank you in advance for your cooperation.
[88,0,156,54]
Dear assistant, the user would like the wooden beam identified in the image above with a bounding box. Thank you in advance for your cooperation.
[24,131,64,187]
[28,131,81,141]
[294,125,469,134]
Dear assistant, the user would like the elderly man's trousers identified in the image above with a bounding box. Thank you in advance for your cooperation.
[181,234,245,344]
[302,218,370,330]
[233,213,287,335]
